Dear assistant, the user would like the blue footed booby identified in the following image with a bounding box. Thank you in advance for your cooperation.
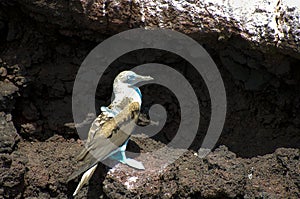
[68,71,153,196]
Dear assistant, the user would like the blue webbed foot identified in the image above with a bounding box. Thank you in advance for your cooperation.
[122,158,145,170]
[109,139,145,170]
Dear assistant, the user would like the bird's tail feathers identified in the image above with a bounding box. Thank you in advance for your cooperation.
[72,164,98,196]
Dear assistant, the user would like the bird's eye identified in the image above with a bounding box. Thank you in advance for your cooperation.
[127,75,135,80]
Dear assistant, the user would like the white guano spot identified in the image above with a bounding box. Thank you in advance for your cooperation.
[124,176,139,189]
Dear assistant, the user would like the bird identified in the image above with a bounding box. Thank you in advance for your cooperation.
[68,71,153,196]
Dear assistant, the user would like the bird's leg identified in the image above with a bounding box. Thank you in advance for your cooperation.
[109,139,145,170]
[109,139,128,162]
[119,139,128,162]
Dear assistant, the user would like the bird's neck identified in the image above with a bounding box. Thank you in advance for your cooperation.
[113,82,142,105]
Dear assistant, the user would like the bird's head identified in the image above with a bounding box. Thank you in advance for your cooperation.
[115,71,153,86]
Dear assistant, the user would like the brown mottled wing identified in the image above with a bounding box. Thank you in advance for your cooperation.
[68,102,140,181]
[75,112,110,161]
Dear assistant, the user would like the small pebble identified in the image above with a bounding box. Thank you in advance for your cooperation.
[0,67,7,77]
[5,114,12,121]
[248,173,253,180]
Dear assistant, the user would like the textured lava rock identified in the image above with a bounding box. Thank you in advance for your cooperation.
[0,112,19,153]
[1,136,295,199]
[11,0,300,58]
[103,141,300,198]
[0,112,25,199]
[0,80,18,111]
[0,59,27,111]
[0,152,27,199]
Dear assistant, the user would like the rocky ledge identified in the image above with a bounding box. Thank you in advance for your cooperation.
[1,134,299,198]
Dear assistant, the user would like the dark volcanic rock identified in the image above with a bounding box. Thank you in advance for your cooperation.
[7,136,297,198]
[0,112,19,153]
[0,80,18,111]
[18,135,83,198]
[0,112,25,199]
[0,151,27,199]
[104,143,300,198]
[0,60,27,112]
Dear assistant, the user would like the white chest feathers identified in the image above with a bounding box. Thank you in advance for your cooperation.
[101,83,142,117]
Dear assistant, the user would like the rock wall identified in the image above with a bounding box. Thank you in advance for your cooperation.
[0,0,299,198]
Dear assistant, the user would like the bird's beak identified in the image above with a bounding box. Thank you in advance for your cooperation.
[136,75,154,82]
